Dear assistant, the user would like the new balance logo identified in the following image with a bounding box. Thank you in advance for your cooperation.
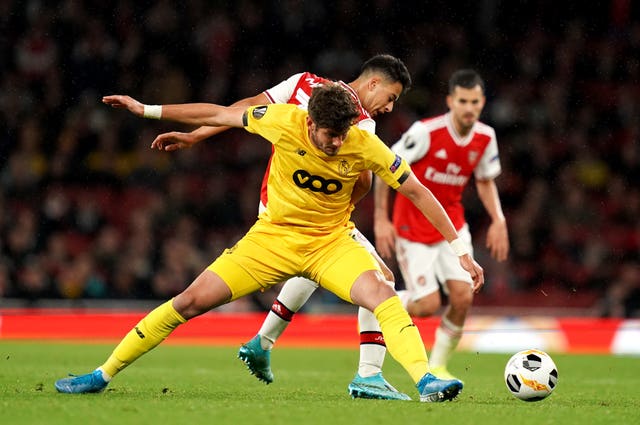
[135,326,146,339]
[399,323,417,333]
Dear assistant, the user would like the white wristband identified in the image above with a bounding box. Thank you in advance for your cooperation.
[449,238,469,256]
[143,104,162,119]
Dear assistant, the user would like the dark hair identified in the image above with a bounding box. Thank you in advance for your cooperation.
[448,69,485,94]
[308,84,360,133]
[360,54,412,93]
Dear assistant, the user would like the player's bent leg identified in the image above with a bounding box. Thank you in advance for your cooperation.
[348,305,411,401]
[371,296,463,402]
[238,334,274,384]
[55,298,189,394]
[238,277,319,384]
[351,275,463,402]
[55,270,233,394]
[356,306,385,377]
[349,230,407,399]
[259,277,319,347]
[322,245,462,402]
[430,280,473,381]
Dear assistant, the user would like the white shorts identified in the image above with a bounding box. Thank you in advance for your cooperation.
[351,227,376,254]
[396,224,473,301]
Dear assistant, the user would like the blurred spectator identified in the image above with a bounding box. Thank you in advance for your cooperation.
[599,261,640,318]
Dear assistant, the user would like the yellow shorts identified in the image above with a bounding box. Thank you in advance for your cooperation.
[207,220,380,303]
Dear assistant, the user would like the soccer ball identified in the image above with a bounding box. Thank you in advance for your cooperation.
[504,349,558,402]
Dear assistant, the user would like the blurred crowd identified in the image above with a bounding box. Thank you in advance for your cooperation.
[1,0,638,316]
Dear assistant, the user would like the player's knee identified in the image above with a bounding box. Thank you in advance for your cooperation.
[356,275,397,310]
[409,294,441,317]
[173,291,199,319]
[381,267,395,283]
[448,284,474,311]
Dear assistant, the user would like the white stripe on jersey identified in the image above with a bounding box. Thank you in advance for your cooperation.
[294,89,310,108]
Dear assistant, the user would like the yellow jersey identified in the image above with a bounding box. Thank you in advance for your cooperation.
[244,103,411,236]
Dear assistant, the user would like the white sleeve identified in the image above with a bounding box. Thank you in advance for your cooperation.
[356,118,376,134]
[474,128,502,180]
[264,73,305,104]
[390,121,430,165]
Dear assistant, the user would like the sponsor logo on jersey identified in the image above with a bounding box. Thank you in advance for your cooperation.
[135,326,145,339]
[435,148,448,159]
[424,165,468,186]
[297,149,307,156]
[292,169,343,194]
[389,154,402,172]
[252,106,268,119]
[304,76,324,88]
[338,160,351,176]
[446,163,462,174]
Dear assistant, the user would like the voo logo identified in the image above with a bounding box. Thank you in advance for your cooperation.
[292,170,342,194]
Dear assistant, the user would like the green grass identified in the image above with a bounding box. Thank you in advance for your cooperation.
[0,341,638,425]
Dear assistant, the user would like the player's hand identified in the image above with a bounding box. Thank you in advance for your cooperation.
[459,254,484,293]
[486,218,509,262]
[151,131,199,151]
[102,95,144,117]
[374,218,397,260]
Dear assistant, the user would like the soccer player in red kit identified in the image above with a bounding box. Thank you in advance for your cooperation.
[152,55,414,400]
[374,69,509,381]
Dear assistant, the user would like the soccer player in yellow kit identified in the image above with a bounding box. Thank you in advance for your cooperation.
[55,84,484,402]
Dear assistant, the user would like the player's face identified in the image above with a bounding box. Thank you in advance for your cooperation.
[447,85,485,133]
[362,79,403,117]
[307,118,349,156]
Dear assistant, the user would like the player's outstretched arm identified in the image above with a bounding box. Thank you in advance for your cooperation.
[151,93,270,151]
[396,172,485,292]
[102,95,246,128]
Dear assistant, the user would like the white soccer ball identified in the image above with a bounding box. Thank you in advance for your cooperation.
[504,349,558,402]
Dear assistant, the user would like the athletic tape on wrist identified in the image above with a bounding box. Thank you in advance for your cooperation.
[449,238,469,256]
[143,104,162,119]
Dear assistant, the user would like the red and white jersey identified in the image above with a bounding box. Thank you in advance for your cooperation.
[391,112,501,244]
[259,72,375,204]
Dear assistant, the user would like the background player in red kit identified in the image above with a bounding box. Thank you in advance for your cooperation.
[152,55,414,400]
[374,69,509,380]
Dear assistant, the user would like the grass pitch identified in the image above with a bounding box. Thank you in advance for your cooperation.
[0,341,638,425]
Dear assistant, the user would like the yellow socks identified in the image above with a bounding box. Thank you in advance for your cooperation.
[100,299,187,377]
[374,296,428,383]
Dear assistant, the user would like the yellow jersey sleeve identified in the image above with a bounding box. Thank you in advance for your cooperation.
[351,127,412,190]
[243,104,300,144]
